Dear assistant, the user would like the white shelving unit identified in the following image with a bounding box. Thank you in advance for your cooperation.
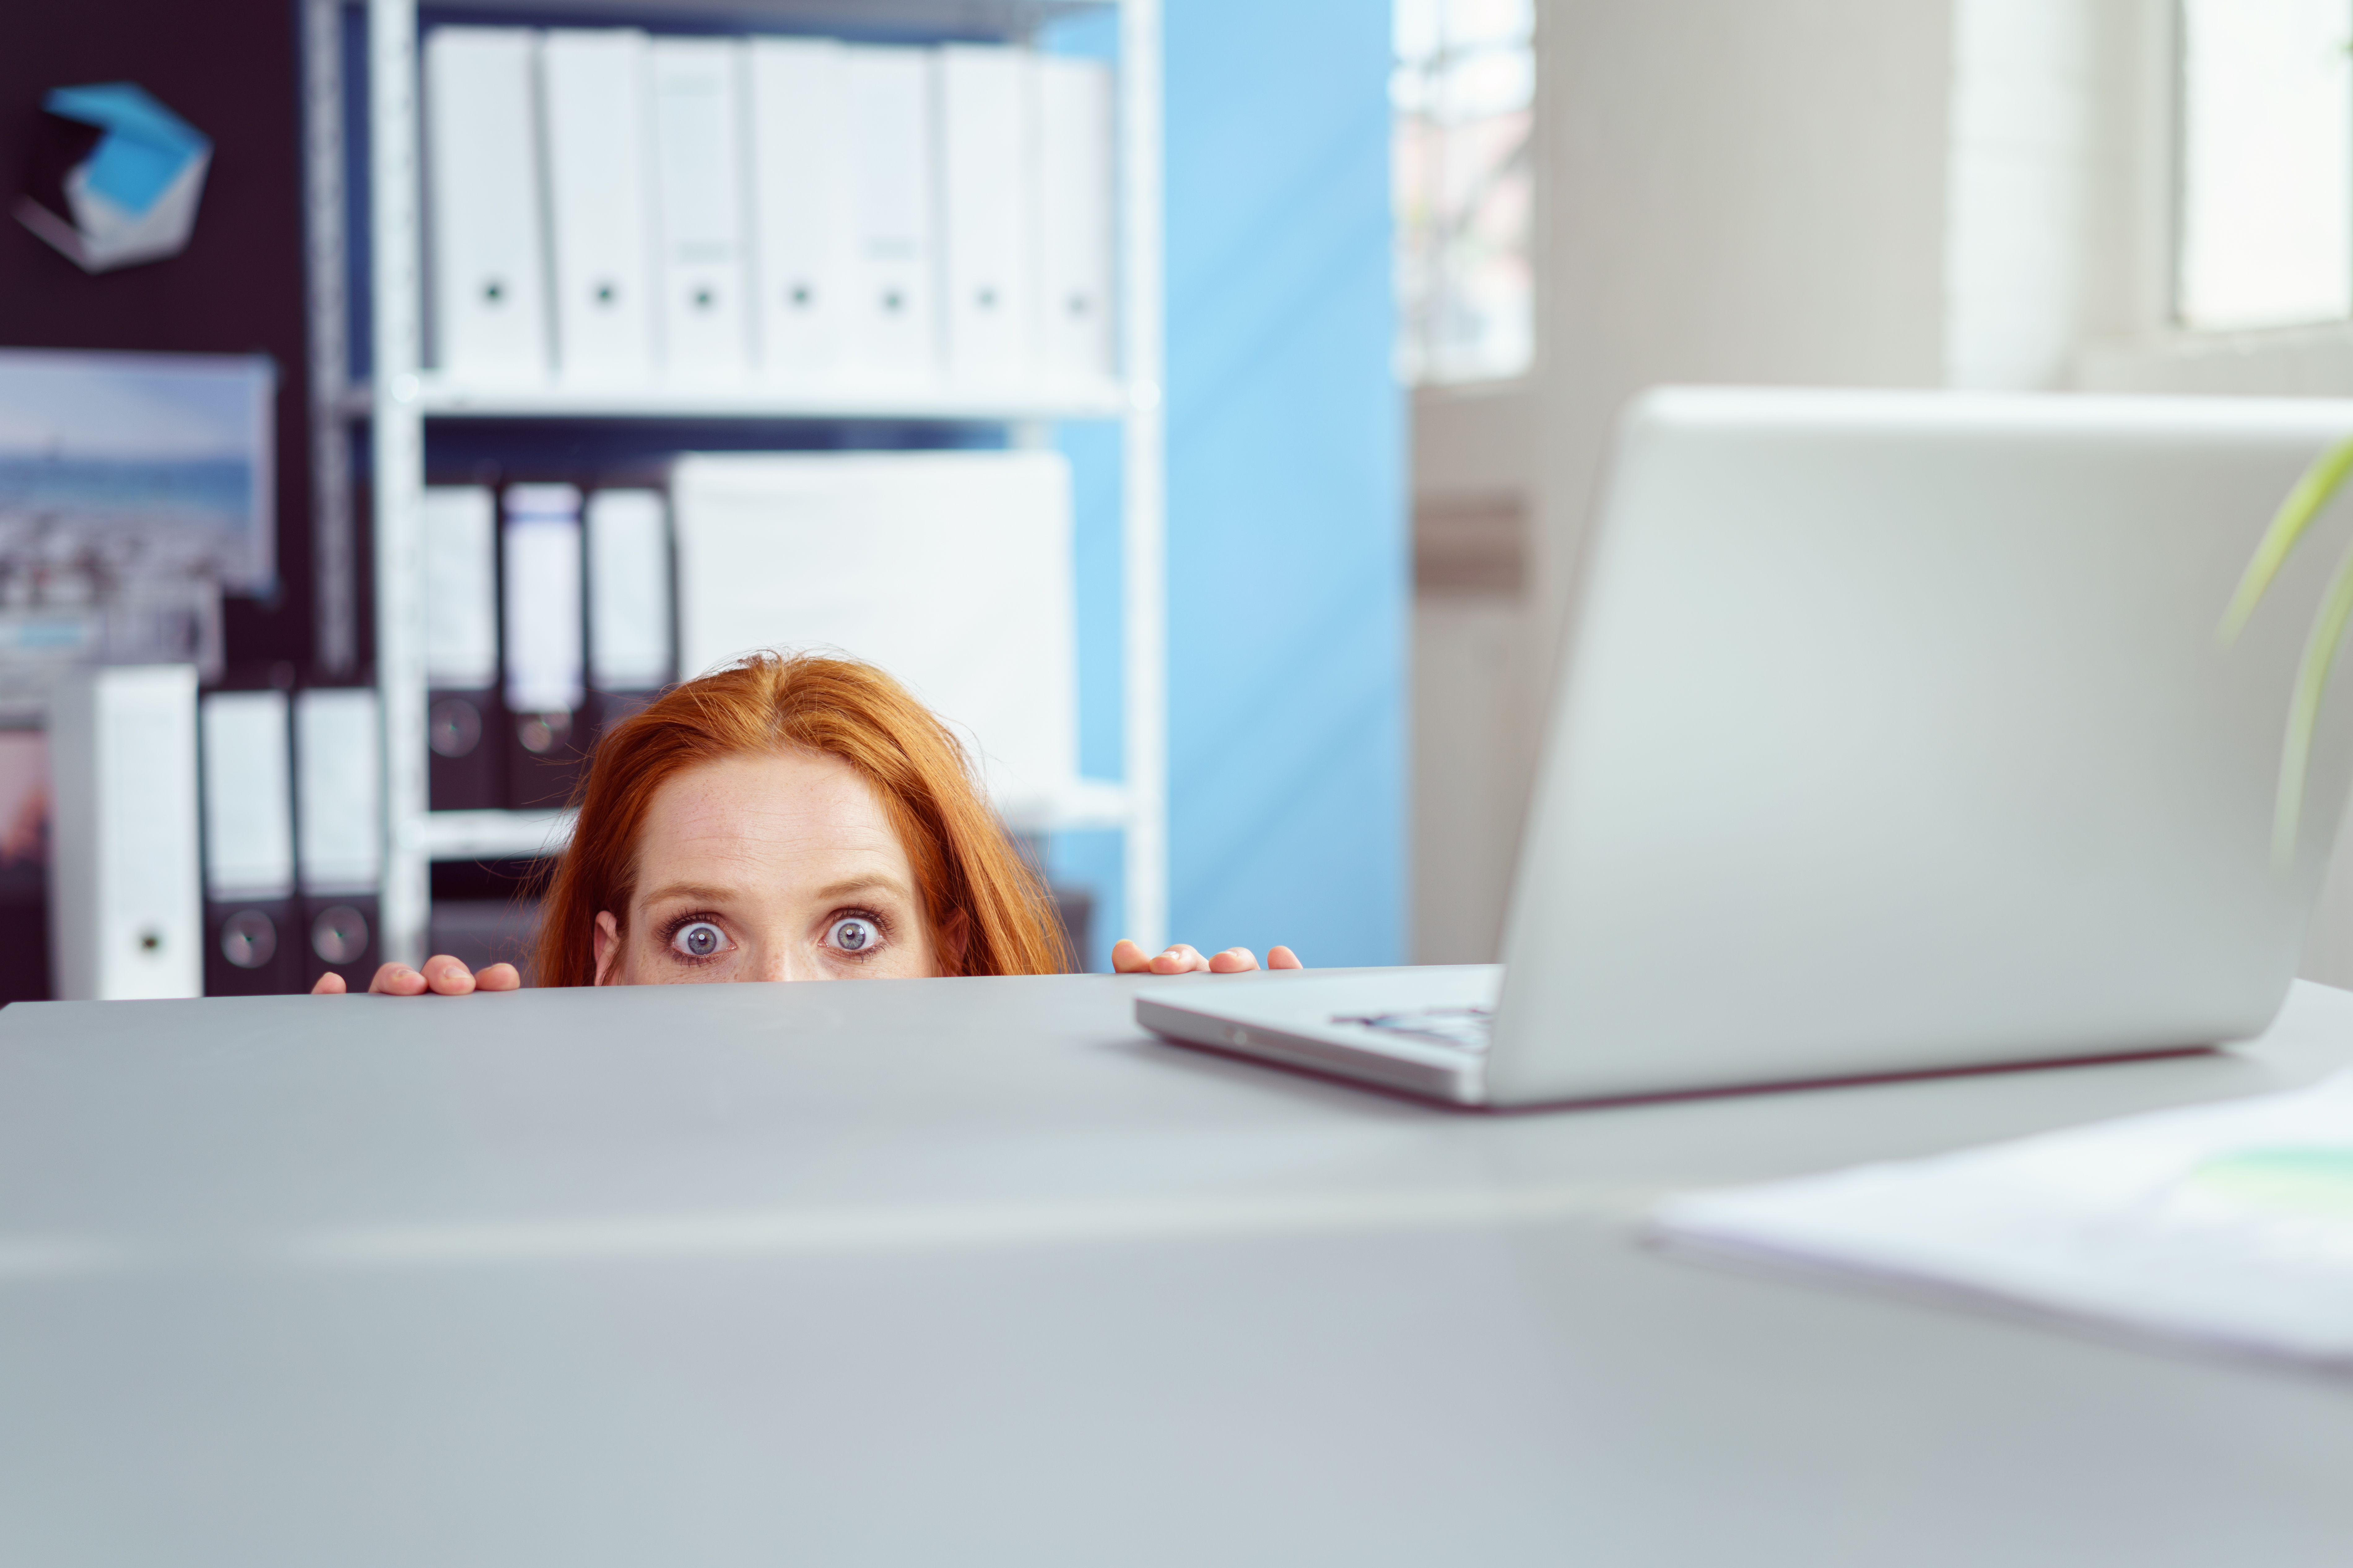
[401,373,1133,422]
[307,0,1167,969]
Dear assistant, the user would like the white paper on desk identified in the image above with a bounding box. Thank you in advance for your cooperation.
[424,27,551,378]
[1655,1070,2353,1370]
[671,450,1075,814]
[541,28,657,379]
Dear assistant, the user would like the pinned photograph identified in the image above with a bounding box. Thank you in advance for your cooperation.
[0,349,274,703]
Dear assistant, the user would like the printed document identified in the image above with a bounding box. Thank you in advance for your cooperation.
[1655,1071,2353,1369]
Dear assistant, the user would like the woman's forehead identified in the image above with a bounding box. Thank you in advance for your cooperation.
[633,748,911,893]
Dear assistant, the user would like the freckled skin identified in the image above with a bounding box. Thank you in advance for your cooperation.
[314,749,1301,996]
[593,748,943,985]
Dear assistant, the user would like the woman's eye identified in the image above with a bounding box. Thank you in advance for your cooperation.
[671,920,727,960]
[826,916,879,955]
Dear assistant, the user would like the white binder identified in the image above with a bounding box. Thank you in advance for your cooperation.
[586,489,673,691]
[295,688,382,896]
[1033,54,1115,380]
[671,452,1077,815]
[936,46,1035,382]
[422,486,500,690]
[746,37,855,378]
[540,29,657,380]
[503,484,586,716]
[649,37,753,377]
[423,27,551,379]
[847,46,941,376]
[200,690,295,901]
[49,665,203,1001]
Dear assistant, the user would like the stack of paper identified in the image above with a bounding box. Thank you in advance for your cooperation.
[1655,1070,2353,1369]
[670,451,1076,816]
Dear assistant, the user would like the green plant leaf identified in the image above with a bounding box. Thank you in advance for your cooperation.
[2220,433,2353,647]
[2217,434,2353,861]
[2276,537,2353,863]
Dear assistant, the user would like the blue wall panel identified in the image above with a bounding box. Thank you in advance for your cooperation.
[1042,0,1405,969]
[1159,0,1406,966]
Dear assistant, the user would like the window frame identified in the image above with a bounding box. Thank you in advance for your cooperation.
[1392,0,1542,395]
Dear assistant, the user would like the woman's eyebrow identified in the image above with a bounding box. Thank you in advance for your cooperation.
[637,883,740,908]
[808,876,912,905]
[638,877,913,908]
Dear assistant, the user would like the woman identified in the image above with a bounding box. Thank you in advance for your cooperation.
[316,652,1299,995]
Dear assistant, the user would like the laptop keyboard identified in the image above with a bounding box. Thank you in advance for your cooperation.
[1333,1007,1494,1054]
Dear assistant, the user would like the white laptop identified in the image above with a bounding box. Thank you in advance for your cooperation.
[1138,388,2353,1107]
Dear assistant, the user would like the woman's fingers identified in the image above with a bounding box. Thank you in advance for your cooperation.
[360,957,476,995]
[1110,939,1215,973]
[1111,939,1304,975]
[366,962,428,995]
[420,955,479,995]
[1111,940,1209,974]
[319,957,515,995]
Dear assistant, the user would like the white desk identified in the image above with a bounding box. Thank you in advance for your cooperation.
[2,974,2350,1565]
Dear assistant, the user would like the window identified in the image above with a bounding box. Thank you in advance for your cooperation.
[2178,0,2353,330]
[1393,0,1535,386]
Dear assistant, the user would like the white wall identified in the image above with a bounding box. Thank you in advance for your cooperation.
[1413,0,1957,960]
[1946,0,2101,389]
[1412,387,1540,963]
[1413,0,2353,989]
[1527,0,1954,638]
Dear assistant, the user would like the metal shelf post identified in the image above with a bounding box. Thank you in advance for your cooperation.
[1119,0,1168,954]
[368,0,432,966]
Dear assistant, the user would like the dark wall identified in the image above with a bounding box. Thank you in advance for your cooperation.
[0,0,313,677]
[0,1,312,1002]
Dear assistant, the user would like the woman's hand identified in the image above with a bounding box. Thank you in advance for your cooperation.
[1111,940,1302,975]
[310,956,522,995]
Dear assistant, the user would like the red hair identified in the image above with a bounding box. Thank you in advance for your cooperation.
[533,652,1070,984]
